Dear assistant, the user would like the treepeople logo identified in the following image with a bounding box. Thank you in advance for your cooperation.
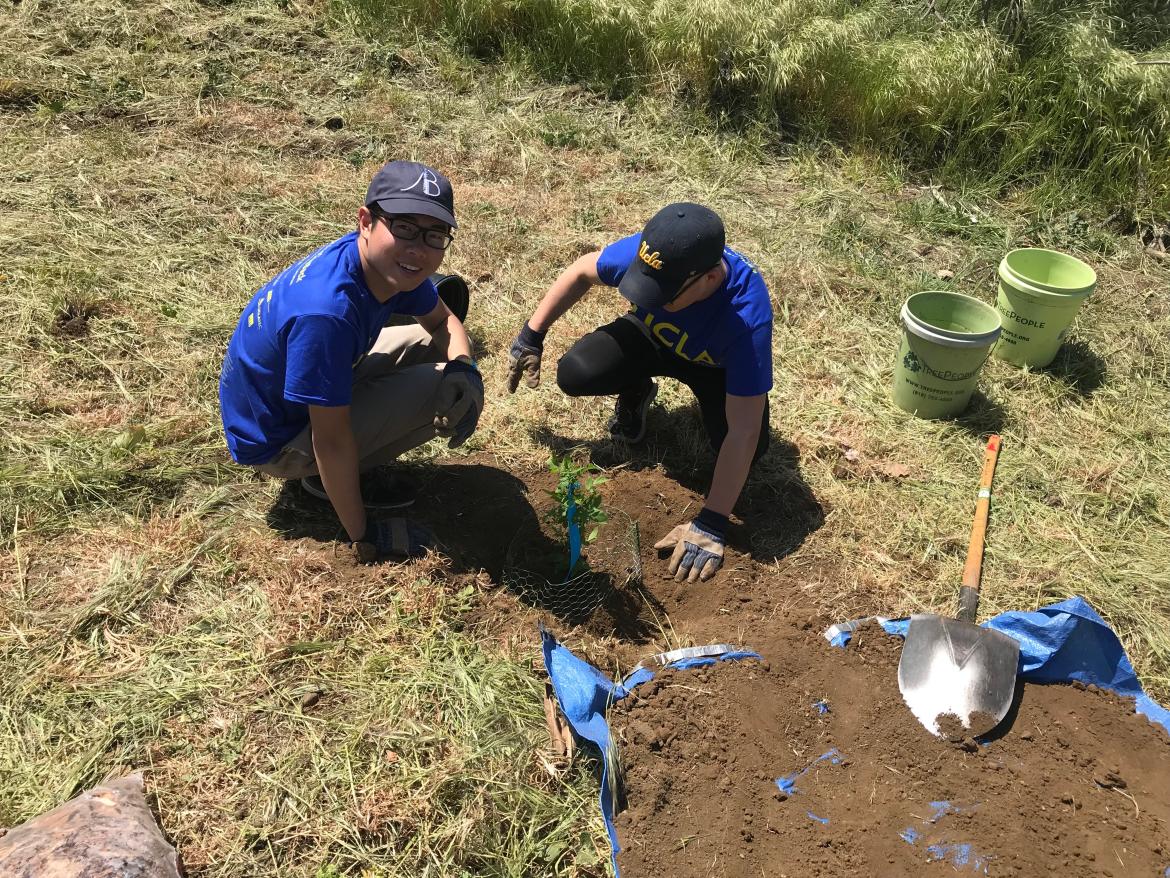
[902,349,981,382]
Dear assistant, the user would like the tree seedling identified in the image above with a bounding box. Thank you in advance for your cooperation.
[545,455,608,544]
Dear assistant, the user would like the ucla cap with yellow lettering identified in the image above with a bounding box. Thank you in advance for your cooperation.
[618,202,725,310]
[366,160,457,228]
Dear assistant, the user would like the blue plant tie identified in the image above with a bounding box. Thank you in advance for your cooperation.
[564,481,581,581]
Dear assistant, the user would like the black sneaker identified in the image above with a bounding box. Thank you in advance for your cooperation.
[301,469,417,511]
[607,378,657,443]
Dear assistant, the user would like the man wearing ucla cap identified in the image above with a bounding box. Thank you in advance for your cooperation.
[219,160,483,563]
[507,203,773,583]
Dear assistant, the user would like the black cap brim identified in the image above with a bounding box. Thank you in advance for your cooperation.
[618,259,678,310]
[370,194,457,229]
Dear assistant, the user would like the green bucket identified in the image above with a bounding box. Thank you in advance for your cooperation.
[892,291,1002,419]
[992,248,1096,368]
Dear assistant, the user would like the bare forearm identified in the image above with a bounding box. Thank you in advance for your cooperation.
[428,314,474,361]
[705,428,759,516]
[313,432,366,541]
[529,272,595,332]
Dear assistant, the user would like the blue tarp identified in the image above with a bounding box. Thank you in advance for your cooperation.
[823,596,1170,734]
[540,628,760,876]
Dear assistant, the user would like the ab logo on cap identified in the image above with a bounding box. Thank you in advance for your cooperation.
[403,169,441,198]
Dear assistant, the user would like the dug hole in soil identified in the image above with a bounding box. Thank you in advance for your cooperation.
[366,456,1170,876]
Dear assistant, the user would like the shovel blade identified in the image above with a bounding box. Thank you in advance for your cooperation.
[898,614,1020,737]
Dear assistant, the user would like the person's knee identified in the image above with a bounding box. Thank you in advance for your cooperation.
[555,348,593,397]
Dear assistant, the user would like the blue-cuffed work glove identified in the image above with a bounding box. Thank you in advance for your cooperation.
[353,517,434,564]
[654,508,728,582]
[434,357,484,448]
[506,323,546,393]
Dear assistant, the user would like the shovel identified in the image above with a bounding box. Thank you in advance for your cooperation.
[898,435,1020,738]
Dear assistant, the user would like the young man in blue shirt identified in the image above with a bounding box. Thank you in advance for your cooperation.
[220,161,483,562]
[506,203,773,583]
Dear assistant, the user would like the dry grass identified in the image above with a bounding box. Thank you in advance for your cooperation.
[1,0,1169,874]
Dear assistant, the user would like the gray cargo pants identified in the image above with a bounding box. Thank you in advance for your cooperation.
[253,324,446,480]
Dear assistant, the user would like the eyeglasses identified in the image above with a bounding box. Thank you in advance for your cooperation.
[372,211,454,251]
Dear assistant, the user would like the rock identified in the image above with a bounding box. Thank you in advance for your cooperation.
[630,720,656,745]
[935,269,955,280]
[0,773,182,878]
[1094,769,1126,789]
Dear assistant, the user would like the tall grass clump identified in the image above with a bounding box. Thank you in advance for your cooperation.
[346,0,1170,219]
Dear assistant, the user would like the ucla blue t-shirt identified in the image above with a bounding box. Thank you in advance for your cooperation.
[595,234,774,396]
[219,232,439,465]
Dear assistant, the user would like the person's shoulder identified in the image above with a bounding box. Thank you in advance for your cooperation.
[602,232,639,255]
[724,246,765,285]
[723,246,772,323]
[391,276,440,317]
[284,234,365,317]
[595,233,640,286]
[405,276,439,301]
[295,232,358,285]
[599,233,639,263]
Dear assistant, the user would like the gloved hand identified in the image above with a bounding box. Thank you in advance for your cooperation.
[353,517,434,564]
[506,323,546,393]
[434,357,484,448]
[653,508,728,582]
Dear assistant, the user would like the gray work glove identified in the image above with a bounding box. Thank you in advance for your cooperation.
[434,358,484,448]
[353,517,434,564]
[506,323,546,393]
[654,508,728,582]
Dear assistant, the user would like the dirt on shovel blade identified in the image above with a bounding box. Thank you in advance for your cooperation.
[610,623,1170,878]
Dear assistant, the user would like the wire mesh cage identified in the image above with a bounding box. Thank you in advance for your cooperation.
[501,565,615,623]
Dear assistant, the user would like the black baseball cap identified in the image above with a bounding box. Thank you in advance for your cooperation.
[618,203,725,310]
[365,160,457,229]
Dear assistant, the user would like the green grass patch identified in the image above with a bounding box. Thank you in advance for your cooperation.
[342,0,1170,220]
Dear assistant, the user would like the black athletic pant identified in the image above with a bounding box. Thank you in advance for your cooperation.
[556,315,769,461]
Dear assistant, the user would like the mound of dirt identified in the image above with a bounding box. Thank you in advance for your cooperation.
[412,460,1170,876]
[270,455,1169,876]
[610,624,1170,877]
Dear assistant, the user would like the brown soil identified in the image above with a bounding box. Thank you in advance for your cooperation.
[271,454,1170,876]
[610,624,1170,877]
[409,455,825,667]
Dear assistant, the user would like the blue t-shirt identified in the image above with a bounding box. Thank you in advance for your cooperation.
[595,234,774,396]
[219,232,439,465]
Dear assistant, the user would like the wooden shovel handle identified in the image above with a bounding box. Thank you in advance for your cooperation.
[958,435,1002,624]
